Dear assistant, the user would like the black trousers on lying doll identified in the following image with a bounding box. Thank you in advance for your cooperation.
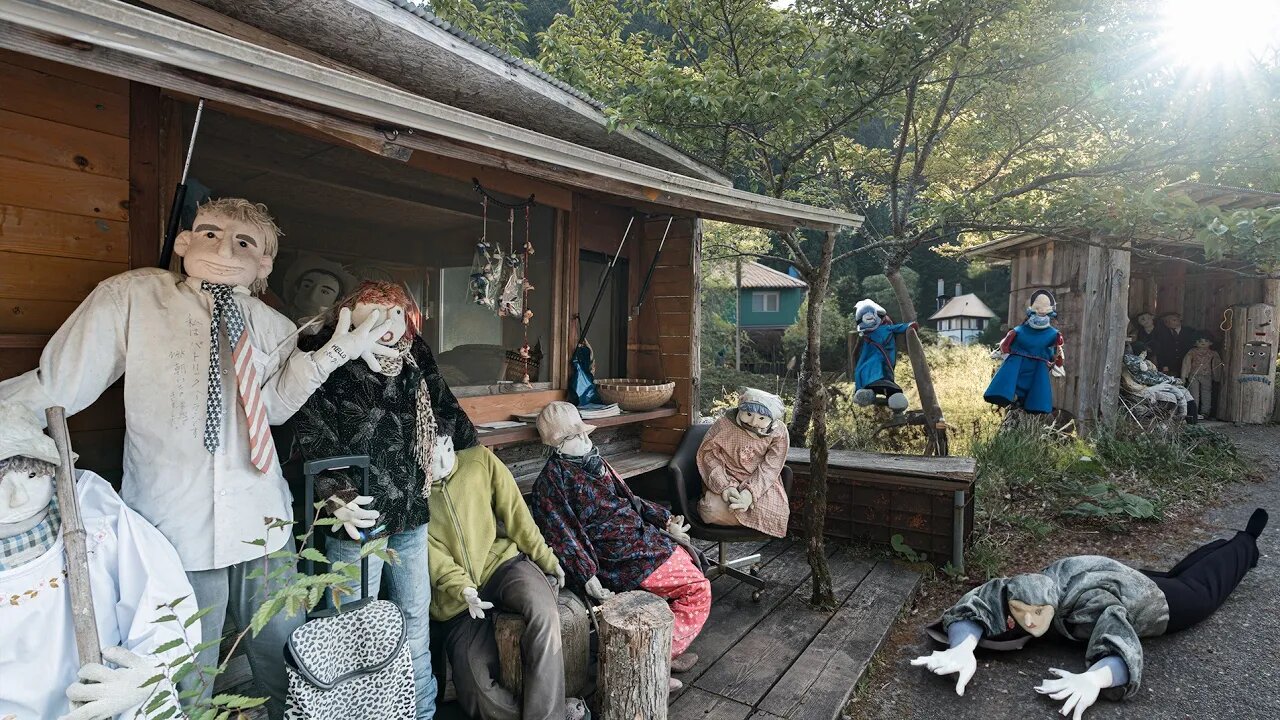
[1141,522,1262,632]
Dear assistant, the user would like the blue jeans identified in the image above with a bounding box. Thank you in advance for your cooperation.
[327,523,437,720]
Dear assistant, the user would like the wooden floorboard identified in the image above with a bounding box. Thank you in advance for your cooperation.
[669,688,754,720]
[669,540,802,704]
[692,550,876,705]
[756,560,920,720]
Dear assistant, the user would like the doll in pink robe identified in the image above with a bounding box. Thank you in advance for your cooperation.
[695,389,790,538]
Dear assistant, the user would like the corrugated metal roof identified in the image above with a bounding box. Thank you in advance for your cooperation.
[740,262,808,289]
[929,293,997,320]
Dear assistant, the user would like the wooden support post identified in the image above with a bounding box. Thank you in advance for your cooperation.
[45,406,102,669]
[597,591,673,720]
[494,590,592,697]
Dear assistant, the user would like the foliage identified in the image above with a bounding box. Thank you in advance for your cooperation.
[700,365,791,414]
[858,268,918,321]
[427,0,532,56]
[143,510,395,718]
[781,300,851,373]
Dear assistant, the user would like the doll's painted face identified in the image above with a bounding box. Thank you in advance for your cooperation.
[429,435,456,483]
[736,409,773,436]
[558,432,594,457]
[1136,313,1155,331]
[1007,599,1054,637]
[352,302,407,345]
[856,309,883,333]
[1195,337,1211,349]
[293,270,343,319]
[1164,314,1183,331]
[0,463,54,529]
[175,208,273,288]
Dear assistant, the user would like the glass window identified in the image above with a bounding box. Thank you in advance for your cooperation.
[189,106,560,397]
[578,250,628,380]
[752,291,780,313]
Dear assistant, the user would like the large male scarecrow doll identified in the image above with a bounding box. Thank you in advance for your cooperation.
[0,198,394,718]
[850,299,917,412]
[530,402,712,691]
[294,280,480,720]
[912,509,1267,719]
[0,403,199,720]
[984,290,1065,414]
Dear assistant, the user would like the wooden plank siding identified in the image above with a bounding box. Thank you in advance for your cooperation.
[0,51,147,482]
[637,217,698,453]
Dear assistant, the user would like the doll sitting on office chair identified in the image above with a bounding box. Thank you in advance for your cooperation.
[294,280,479,720]
[695,389,790,538]
[530,402,711,690]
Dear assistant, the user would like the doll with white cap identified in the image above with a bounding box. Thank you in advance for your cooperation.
[530,401,712,690]
[694,388,790,538]
[850,298,918,413]
[984,289,1066,415]
[913,509,1267,719]
[0,402,199,719]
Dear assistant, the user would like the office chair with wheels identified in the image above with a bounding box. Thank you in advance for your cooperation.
[667,422,793,601]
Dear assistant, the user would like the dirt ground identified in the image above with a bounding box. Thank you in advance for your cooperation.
[847,423,1280,720]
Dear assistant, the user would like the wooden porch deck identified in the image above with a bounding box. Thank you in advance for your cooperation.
[671,539,920,720]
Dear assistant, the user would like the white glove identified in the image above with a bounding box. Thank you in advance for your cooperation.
[462,587,494,620]
[584,575,614,601]
[314,306,398,374]
[728,488,754,512]
[721,487,736,505]
[1034,667,1110,720]
[330,495,379,541]
[910,635,978,696]
[1050,364,1066,378]
[551,563,566,590]
[60,646,168,720]
[666,515,692,544]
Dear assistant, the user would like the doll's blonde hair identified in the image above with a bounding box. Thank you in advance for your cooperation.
[195,198,283,295]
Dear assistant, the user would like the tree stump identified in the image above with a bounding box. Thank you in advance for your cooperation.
[597,591,673,720]
[494,589,591,697]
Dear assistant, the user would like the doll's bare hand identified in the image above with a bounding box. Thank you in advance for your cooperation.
[729,488,753,512]
[462,587,494,620]
[666,515,692,544]
[1034,667,1109,720]
[330,495,379,541]
[584,576,614,601]
[910,636,977,696]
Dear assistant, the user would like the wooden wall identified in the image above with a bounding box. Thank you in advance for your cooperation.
[0,51,159,481]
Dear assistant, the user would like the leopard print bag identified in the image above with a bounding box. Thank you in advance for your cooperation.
[285,455,416,719]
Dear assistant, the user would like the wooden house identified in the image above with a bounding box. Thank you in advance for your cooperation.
[0,0,861,486]
[967,183,1280,425]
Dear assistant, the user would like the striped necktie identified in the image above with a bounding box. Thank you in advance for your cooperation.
[202,281,275,473]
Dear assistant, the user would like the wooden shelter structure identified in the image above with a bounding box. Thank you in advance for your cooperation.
[0,0,861,483]
[966,183,1280,425]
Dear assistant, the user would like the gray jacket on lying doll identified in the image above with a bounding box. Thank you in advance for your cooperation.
[930,556,1167,699]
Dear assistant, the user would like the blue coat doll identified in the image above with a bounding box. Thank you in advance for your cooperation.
[984,290,1065,414]
[851,299,917,412]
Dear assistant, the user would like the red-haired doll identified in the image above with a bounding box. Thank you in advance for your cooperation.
[293,280,477,720]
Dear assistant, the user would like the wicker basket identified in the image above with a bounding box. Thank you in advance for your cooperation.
[595,378,675,411]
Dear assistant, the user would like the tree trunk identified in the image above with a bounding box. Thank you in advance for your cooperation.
[790,231,838,609]
[495,590,591,697]
[885,264,949,456]
[598,591,673,720]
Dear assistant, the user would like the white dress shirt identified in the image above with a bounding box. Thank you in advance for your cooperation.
[0,471,198,719]
[0,268,328,570]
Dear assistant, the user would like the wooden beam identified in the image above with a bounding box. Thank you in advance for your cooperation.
[128,82,161,268]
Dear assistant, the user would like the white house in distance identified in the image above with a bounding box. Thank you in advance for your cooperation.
[930,281,997,344]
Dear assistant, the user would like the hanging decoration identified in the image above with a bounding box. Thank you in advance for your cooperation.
[468,195,500,309]
[472,179,539,383]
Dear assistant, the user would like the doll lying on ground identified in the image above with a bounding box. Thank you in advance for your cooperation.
[913,509,1268,719]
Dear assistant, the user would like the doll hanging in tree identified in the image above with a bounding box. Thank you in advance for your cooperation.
[850,299,917,414]
[984,290,1065,415]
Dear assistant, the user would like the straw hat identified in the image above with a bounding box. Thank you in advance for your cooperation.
[536,402,597,447]
[0,403,62,466]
